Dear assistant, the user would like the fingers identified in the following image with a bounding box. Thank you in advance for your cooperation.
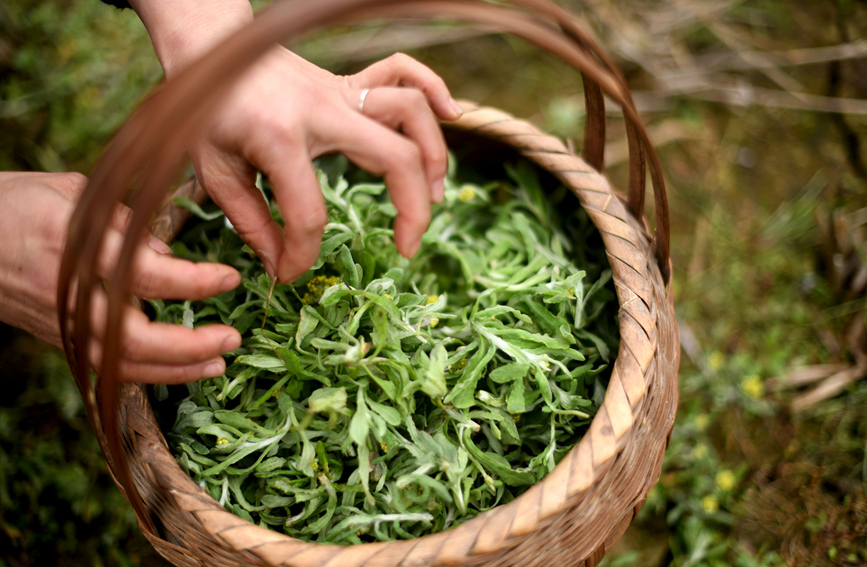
[83,214,242,383]
[132,247,241,301]
[121,358,228,385]
[11,171,239,384]
[351,53,463,122]
[50,172,90,200]
[347,53,458,213]
[358,87,449,203]
[319,110,432,259]
[194,150,285,278]
[256,141,329,284]
[6,171,91,201]
[84,290,241,384]
[88,338,231,384]
[96,224,241,300]
[121,310,240,365]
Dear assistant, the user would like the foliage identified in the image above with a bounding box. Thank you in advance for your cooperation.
[151,157,619,543]
[0,0,158,173]
[0,328,164,567]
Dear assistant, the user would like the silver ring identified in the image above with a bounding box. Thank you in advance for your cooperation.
[358,88,371,114]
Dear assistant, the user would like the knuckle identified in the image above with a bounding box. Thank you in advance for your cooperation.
[88,344,103,374]
[62,172,89,195]
[267,122,302,148]
[189,276,213,300]
[134,266,158,299]
[389,142,423,170]
[406,206,431,228]
[235,215,277,244]
[174,364,205,385]
[120,329,144,360]
[291,205,329,237]
[388,52,415,69]
[115,205,133,229]
[388,52,408,64]
[403,89,429,111]
[428,148,449,174]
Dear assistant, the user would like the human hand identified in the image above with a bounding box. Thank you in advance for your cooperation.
[129,0,461,283]
[0,171,243,383]
[193,48,462,282]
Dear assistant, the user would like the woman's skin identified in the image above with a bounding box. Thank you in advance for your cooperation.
[0,171,243,383]
[0,0,460,383]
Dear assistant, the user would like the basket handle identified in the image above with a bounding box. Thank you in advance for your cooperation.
[58,0,672,537]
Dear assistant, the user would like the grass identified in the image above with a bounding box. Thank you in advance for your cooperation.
[2,0,867,565]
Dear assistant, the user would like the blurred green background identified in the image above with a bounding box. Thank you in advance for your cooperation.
[2,0,867,565]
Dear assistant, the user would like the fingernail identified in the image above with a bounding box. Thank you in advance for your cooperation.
[277,254,306,284]
[407,238,421,258]
[220,273,241,293]
[221,334,241,353]
[148,236,173,255]
[448,98,463,119]
[432,178,445,203]
[203,359,225,378]
[262,254,277,280]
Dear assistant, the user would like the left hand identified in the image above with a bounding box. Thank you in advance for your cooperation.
[0,171,243,384]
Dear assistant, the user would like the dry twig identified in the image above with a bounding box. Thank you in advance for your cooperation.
[790,364,867,412]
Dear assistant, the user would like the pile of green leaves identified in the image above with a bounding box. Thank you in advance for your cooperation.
[151,156,619,544]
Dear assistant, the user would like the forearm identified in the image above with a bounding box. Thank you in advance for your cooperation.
[128,0,254,78]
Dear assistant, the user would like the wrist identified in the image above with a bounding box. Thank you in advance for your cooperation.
[129,0,254,79]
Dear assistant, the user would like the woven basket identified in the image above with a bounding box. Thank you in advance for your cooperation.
[58,1,679,566]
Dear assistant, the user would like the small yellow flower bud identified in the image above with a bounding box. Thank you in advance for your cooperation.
[715,470,736,492]
[708,351,725,371]
[458,185,475,202]
[701,494,719,514]
[740,375,764,399]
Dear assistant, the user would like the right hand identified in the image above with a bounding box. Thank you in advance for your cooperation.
[128,0,462,283]
[191,48,462,283]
